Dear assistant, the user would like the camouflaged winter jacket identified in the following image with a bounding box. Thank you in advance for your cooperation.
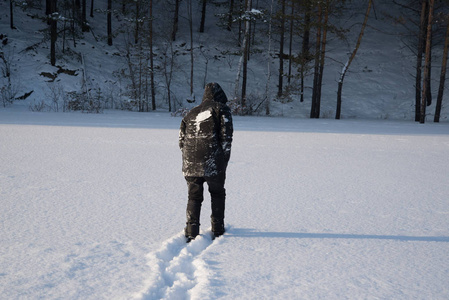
[179,83,233,177]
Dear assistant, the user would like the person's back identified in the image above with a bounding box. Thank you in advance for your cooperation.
[179,83,233,241]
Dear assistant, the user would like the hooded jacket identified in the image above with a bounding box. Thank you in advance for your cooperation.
[179,83,233,177]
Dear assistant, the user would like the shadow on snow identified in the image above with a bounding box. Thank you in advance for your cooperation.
[229,228,449,243]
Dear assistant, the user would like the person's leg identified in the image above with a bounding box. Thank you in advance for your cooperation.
[185,176,205,238]
[206,173,226,236]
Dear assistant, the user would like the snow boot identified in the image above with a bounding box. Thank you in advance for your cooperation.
[185,222,199,242]
[211,221,225,239]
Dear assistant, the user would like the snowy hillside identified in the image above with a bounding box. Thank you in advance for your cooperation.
[1,0,448,120]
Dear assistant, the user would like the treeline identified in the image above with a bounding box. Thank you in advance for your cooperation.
[3,0,449,122]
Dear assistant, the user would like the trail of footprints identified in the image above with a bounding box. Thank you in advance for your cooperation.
[134,231,217,300]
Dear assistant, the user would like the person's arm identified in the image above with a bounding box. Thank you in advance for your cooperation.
[179,119,186,150]
[220,106,233,163]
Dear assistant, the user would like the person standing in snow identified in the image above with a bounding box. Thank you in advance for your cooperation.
[179,82,233,241]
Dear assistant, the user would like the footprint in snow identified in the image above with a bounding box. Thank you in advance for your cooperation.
[133,230,220,300]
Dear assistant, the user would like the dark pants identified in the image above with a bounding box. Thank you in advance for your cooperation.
[185,173,226,237]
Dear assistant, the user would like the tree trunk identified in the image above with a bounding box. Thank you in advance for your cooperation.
[227,0,234,31]
[46,0,51,16]
[336,0,371,119]
[300,0,311,103]
[72,0,77,47]
[434,14,449,122]
[107,0,112,45]
[426,29,432,106]
[265,0,274,116]
[90,0,94,17]
[46,0,51,24]
[287,2,294,85]
[50,0,57,66]
[149,0,156,110]
[315,1,329,119]
[134,0,140,44]
[234,0,250,113]
[172,0,180,41]
[10,0,14,29]
[187,0,194,97]
[200,0,207,33]
[310,2,322,119]
[82,0,89,32]
[278,0,286,97]
[138,45,143,112]
[238,0,243,46]
[241,0,251,111]
[420,0,434,124]
[415,0,427,122]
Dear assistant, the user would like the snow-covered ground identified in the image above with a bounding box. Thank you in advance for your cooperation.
[1,109,449,299]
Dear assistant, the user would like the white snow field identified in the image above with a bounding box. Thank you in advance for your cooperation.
[1,109,449,299]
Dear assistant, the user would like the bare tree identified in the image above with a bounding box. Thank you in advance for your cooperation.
[162,39,175,112]
[134,0,140,44]
[82,0,89,31]
[315,0,329,119]
[278,0,286,97]
[264,0,275,115]
[172,0,181,41]
[50,0,58,66]
[149,0,156,110]
[241,0,252,111]
[336,0,372,119]
[10,0,15,29]
[234,0,251,114]
[107,0,112,45]
[187,0,194,98]
[300,0,312,103]
[287,0,295,85]
[415,0,427,122]
[420,0,434,124]
[310,0,323,119]
[228,0,234,31]
[434,13,449,122]
[200,0,207,33]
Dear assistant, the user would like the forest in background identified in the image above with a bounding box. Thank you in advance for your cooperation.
[1,0,449,123]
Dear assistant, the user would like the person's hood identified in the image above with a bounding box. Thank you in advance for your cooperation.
[202,82,228,104]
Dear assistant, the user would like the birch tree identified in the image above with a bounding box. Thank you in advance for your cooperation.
[335,0,372,119]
